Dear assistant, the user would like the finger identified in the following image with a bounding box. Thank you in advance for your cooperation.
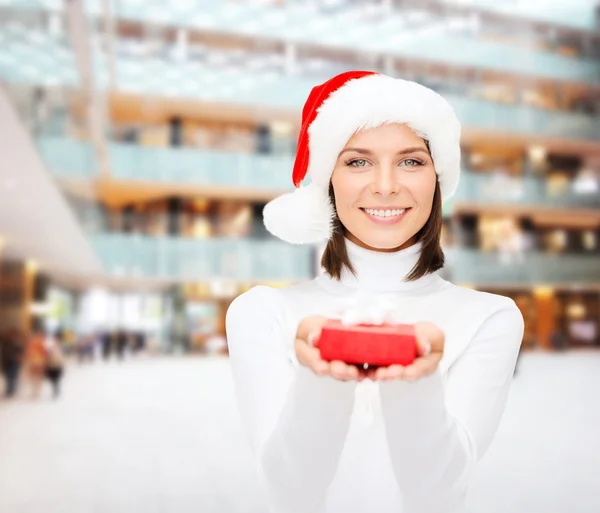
[330,361,358,381]
[415,335,431,358]
[295,338,324,368]
[301,316,329,347]
[414,322,444,354]
[307,331,319,348]
[374,365,403,381]
[402,354,441,381]
[384,365,405,380]
[373,367,386,381]
[297,341,331,376]
[312,360,331,376]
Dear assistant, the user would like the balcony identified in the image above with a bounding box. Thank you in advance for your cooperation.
[92,3,600,84]
[40,137,600,210]
[453,172,600,209]
[446,249,600,285]
[90,233,316,282]
[1,24,600,140]
[90,233,600,286]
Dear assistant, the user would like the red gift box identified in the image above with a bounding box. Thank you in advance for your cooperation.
[318,319,417,367]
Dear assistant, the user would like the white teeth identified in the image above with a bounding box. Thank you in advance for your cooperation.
[364,208,406,217]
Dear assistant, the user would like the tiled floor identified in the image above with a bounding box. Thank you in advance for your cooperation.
[0,351,598,513]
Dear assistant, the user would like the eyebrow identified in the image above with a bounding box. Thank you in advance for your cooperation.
[338,147,430,157]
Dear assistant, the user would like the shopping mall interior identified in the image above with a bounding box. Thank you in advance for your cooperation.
[0,1,599,513]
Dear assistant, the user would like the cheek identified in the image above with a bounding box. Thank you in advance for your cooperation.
[331,171,360,215]
[410,170,437,204]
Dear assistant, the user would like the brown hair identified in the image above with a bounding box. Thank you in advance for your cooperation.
[320,164,445,282]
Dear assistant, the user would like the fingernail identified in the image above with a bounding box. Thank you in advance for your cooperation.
[422,339,431,356]
[307,332,317,347]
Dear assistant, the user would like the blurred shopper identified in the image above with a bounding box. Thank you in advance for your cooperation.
[25,330,47,399]
[227,72,524,513]
[116,330,128,360]
[551,328,568,352]
[76,334,96,364]
[101,331,112,360]
[1,328,25,398]
[45,333,65,399]
[133,331,146,354]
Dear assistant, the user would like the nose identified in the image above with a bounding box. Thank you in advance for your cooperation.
[370,163,401,196]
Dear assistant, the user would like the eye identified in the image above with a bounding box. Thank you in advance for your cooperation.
[346,158,369,168]
[401,158,424,168]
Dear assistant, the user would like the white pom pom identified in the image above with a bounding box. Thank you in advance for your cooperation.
[263,183,334,244]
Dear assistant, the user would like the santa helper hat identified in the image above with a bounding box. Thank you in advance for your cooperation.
[263,70,462,244]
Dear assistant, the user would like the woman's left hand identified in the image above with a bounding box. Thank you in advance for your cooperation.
[372,322,444,382]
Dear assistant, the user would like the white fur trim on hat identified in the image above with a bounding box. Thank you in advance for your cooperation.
[263,73,462,245]
[263,182,334,244]
[308,74,461,202]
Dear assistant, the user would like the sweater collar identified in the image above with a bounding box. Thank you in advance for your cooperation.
[317,237,440,294]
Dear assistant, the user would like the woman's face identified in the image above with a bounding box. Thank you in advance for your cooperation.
[331,123,436,252]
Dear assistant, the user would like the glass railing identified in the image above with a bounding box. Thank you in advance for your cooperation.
[4,0,595,32]
[40,136,600,209]
[453,172,600,209]
[90,233,600,284]
[94,2,600,84]
[439,0,597,31]
[1,13,599,100]
[36,137,97,178]
[110,65,600,140]
[0,23,79,87]
[2,26,599,140]
[90,233,316,281]
[107,143,293,190]
[446,249,600,285]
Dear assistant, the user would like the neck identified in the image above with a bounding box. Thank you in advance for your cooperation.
[319,237,439,294]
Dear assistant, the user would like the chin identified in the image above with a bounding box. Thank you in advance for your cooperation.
[355,232,413,251]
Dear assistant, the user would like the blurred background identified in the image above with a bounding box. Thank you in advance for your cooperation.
[0,0,599,512]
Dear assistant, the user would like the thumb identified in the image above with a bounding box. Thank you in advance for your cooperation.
[414,322,444,354]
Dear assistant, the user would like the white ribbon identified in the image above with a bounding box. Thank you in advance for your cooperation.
[333,291,398,326]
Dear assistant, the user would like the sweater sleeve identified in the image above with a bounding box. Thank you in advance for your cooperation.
[378,300,524,513]
[225,286,357,513]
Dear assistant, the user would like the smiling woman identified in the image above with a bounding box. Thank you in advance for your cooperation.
[226,71,524,513]
[325,124,444,281]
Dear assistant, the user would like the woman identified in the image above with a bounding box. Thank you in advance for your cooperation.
[226,71,524,513]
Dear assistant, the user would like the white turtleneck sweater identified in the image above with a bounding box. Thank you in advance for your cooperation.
[226,240,524,513]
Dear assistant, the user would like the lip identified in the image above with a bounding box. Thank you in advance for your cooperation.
[360,207,411,225]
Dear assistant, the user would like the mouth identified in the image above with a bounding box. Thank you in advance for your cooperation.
[360,207,411,224]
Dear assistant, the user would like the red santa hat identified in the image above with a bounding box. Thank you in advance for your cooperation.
[263,70,462,244]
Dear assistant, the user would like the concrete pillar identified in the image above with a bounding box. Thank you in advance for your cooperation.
[284,43,297,75]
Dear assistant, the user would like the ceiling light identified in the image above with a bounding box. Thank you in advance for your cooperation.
[533,286,554,298]
[528,145,547,164]
[26,259,39,274]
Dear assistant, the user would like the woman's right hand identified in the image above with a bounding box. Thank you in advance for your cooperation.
[295,315,367,382]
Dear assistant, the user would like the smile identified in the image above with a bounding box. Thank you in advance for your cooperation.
[360,207,411,224]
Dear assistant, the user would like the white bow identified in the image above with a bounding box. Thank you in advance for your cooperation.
[334,291,398,326]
